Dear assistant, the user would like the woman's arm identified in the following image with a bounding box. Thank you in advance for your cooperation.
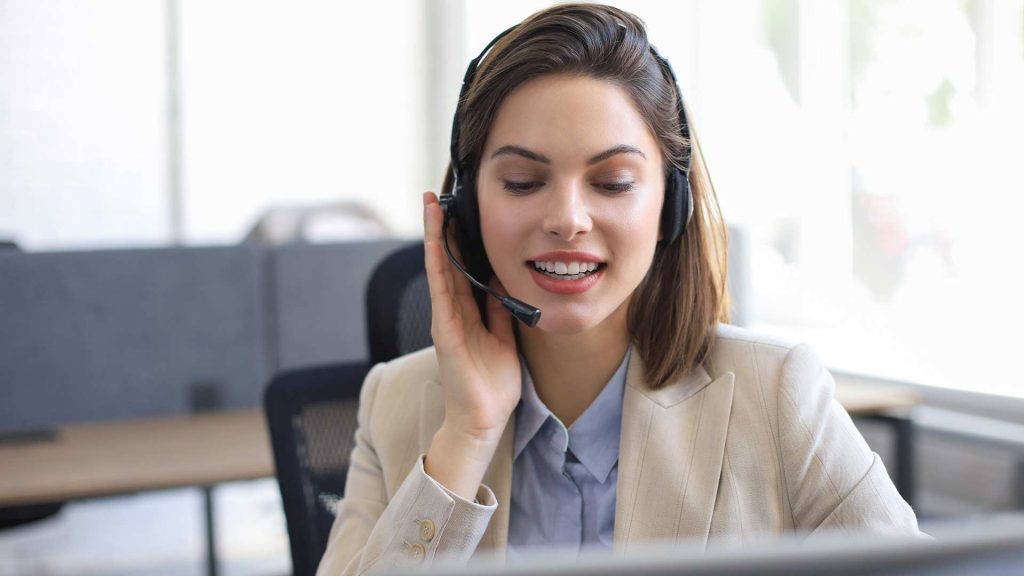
[318,191,525,574]
[316,361,498,576]
[777,343,922,537]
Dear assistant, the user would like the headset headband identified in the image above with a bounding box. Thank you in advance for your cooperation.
[449,25,692,191]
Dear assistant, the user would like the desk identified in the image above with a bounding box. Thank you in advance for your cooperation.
[0,408,272,505]
[0,408,273,576]
[835,381,919,417]
[0,384,918,573]
[835,379,920,508]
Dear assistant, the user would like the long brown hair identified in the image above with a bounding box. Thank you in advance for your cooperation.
[442,3,730,389]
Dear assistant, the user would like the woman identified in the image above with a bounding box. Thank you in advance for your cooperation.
[317,4,921,574]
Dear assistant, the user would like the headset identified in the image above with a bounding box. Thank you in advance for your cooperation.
[438,24,694,328]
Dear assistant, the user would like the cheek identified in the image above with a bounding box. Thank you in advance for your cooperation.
[606,191,665,245]
[478,203,521,270]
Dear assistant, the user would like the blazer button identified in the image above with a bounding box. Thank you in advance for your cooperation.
[408,543,426,564]
[419,519,436,542]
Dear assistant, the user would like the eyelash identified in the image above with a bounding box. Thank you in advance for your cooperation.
[501,181,635,194]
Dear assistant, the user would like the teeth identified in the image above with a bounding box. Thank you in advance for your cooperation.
[531,260,601,277]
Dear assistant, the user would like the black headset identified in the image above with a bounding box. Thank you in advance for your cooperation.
[438,25,694,328]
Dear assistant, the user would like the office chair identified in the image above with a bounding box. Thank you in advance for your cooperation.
[264,361,368,576]
[0,502,64,530]
[265,241,432,576]
[366,241,432,365]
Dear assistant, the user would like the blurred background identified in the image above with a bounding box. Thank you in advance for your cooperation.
[2,0,1024,574]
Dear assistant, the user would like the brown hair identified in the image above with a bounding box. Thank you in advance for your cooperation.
[442,3,730,389]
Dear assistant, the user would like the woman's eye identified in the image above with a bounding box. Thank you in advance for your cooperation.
[502,180,543,194]
[598,182,635,193]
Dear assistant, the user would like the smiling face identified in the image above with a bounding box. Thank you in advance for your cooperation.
[476,74,666,334]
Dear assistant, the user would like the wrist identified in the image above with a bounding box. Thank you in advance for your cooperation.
[437,419,506,456]
[424,421,506,501]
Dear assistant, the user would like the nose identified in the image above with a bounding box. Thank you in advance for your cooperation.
[541,180,592,241]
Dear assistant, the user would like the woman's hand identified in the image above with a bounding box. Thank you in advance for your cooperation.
[421,191,521,499]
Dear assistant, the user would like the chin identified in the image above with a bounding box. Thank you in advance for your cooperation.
[530,306,607,335]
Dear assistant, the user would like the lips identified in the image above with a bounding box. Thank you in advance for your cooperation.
[526,264,604,295]
[527,250,605,264]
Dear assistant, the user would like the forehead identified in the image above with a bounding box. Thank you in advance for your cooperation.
[482,74,660,163]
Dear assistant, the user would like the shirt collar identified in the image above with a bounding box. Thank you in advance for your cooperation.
[513,346,631,483]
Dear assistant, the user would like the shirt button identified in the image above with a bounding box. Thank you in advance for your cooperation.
[408,543,426,564]
[419,519,436,542]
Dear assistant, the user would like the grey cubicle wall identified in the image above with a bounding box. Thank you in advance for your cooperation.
[0,240,410,434]
[0,246,270,433]
[271,239,409,371]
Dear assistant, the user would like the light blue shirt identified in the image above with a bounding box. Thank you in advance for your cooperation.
[506,347,630,561]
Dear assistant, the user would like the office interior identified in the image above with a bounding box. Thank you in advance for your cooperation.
[2,0,1024,574]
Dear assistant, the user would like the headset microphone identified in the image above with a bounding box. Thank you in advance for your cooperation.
[439,193,542,327]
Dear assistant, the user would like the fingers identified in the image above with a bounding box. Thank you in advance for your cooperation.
[485,276,516,348]
[423,192,458,331]
[423,192,481,343]
[438,208,475,303]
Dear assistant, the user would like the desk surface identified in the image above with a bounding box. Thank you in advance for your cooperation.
[0,381,918,507]
[835,380,918,416]
[0,408,273,507]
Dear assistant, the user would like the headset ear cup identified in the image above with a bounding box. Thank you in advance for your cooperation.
[440,190,459,223]
[660,168,685,244]
[453,168,494,281]
[455,171,475,234]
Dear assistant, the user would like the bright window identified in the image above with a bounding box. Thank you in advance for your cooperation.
[4,0,1022,397]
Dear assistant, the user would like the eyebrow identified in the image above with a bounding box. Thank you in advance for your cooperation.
[490,144,647,165]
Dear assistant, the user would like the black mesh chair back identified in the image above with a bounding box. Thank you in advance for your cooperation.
[366,242,432,365]
[265,241,434,576]
[264,361,368,576]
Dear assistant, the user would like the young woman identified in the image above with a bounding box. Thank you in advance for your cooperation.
[317,4,921,574]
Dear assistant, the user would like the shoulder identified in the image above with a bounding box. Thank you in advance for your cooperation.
[359,346,442,437]
[367,346,441,390]
[712,323,801,353]
[705,323,831,405]
[708,323,819,368]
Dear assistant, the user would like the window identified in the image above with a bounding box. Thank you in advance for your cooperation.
[5,0,1022,397]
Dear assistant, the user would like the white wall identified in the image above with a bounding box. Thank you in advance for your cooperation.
[0,0,433,250]
[0,0,169,250]
[179,0,431,244]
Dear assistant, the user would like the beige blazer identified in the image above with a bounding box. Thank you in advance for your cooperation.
[317,324,921,575]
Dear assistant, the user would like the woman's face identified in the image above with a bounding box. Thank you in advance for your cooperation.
[477,74,665,334]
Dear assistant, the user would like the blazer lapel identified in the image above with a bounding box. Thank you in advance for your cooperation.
[614,351,735,552]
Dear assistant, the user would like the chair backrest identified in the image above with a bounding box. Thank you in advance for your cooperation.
[264,361,368,576]
[366,241,432,365]
[265,241,434,576]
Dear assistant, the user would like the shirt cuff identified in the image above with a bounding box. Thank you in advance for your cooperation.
[415,455,497,562]
[420,455,498,509]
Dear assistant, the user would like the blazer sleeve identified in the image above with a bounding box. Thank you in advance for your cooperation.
[777,343,922,537]
[316,362,498,576]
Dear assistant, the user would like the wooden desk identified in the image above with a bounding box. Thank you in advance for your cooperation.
[835,380,919,417]
[0,379,913,504]
[0,383,918,575]
[835,378,920,507]
[0,408,273,576]
[0,383,917,506]
[0,408,273,507]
